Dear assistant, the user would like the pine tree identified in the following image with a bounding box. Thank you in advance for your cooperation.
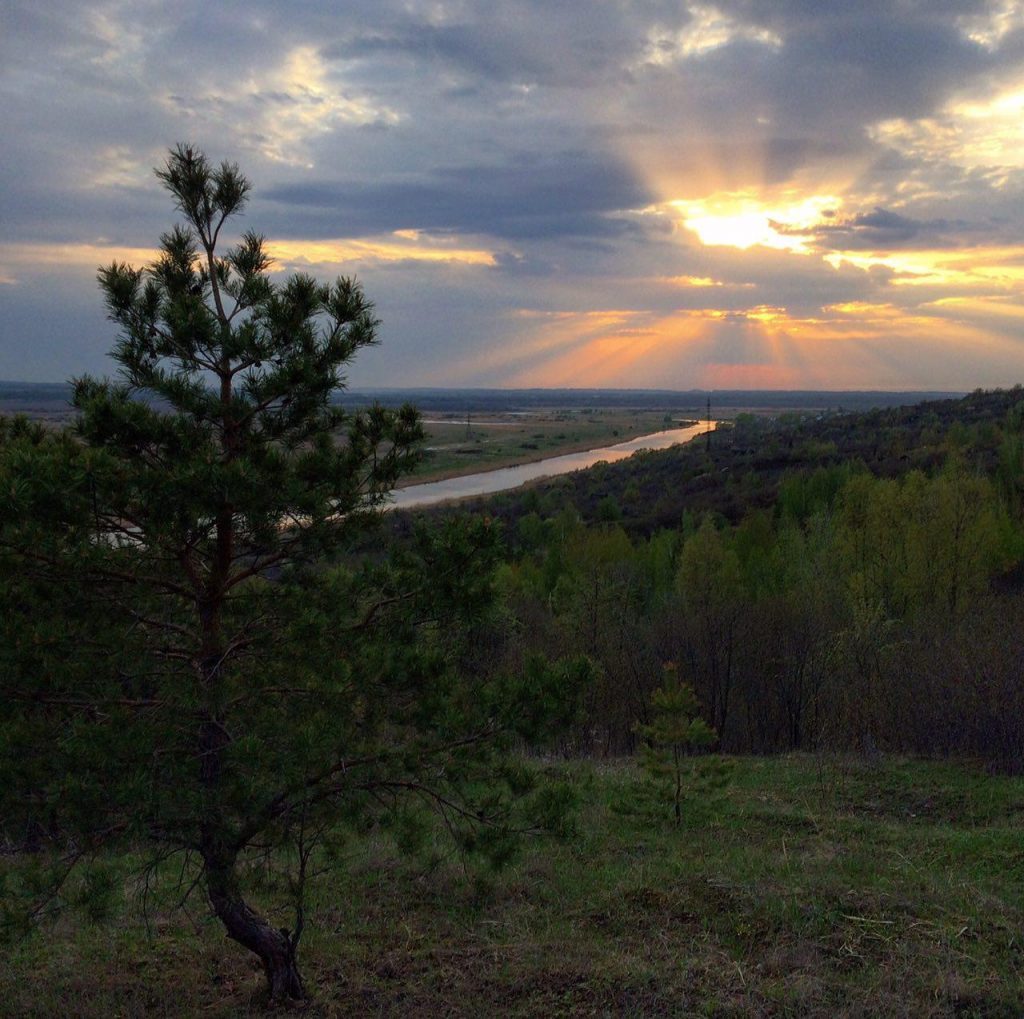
[0,146,577,1001]
[636,663,716,826]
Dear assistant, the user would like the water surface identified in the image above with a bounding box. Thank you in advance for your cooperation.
[390,420,715,511]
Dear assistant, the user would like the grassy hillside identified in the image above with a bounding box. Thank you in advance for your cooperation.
[5,756,1022,1017]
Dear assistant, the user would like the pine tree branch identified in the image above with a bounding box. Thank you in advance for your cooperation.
[231,727,500,851]
[0,541,197,600]
[223,552,287,592]
[3,690,182,712]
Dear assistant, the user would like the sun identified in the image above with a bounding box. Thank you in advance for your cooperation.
[669,191,840,252]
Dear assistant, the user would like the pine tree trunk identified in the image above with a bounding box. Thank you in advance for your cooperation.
[205,854,307,1002]
[196,480,307,1001]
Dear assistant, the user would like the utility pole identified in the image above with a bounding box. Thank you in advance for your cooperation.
[706,396,712,453]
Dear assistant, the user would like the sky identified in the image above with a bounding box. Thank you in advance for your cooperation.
[3,2,1024,391]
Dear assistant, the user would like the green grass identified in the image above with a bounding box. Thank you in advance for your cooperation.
[4,755,1024,1016]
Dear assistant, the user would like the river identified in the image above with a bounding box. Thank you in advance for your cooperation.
[389,419,716,511]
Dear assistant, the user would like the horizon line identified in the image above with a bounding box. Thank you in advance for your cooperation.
[0,380,975,396]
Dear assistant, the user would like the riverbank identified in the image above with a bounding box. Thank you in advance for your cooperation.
[390,420,716,510]
[397,410,702,488]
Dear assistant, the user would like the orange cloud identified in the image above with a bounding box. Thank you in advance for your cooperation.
[0,242,163,286]
[0,232,497,284]
[267,236,496,268]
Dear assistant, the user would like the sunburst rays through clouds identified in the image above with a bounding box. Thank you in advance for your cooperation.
[3,1,1024,389]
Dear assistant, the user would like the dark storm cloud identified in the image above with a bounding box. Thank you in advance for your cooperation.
[616,0,1001,185]
[321,1,682,87]
[778,19,992,127]
[779,207,981,252]
[262,157,653,241]
[489,251,557,277]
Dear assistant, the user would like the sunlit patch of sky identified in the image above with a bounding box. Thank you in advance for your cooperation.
[635,6,782,66]
[668,193,842,253]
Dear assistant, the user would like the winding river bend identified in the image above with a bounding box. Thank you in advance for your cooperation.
[389,419,716,511]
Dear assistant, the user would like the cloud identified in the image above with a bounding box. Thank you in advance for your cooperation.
[634,6,782,67]
[261,156,652,241]
[790,206,982,252]
[3,0,1024,390]
[161,45,403,168]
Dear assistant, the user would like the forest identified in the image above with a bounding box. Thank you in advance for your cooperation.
[401,387,1024,769]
